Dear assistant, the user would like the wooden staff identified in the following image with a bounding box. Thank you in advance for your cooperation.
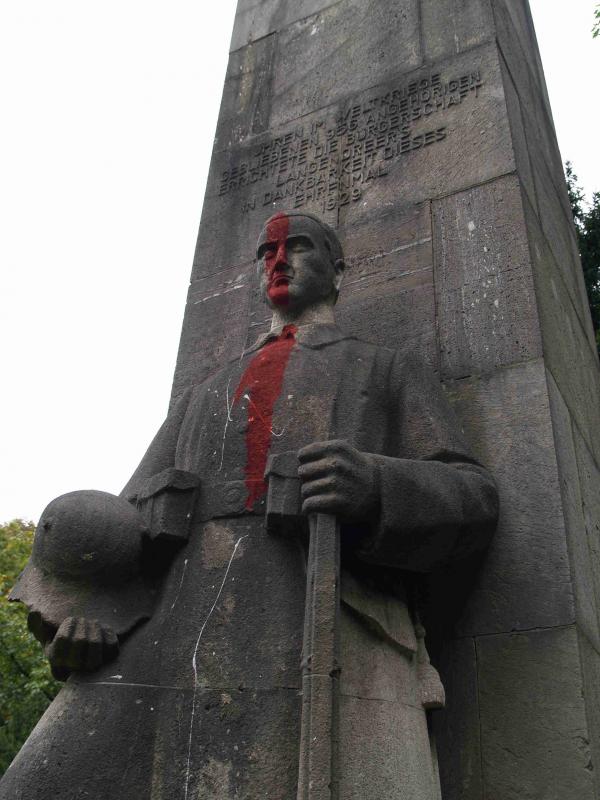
[297,512,341,800]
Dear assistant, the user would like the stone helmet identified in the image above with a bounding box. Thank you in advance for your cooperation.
[10,490,154,636]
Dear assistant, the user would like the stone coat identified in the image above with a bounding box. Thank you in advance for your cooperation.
[1,323,498,800]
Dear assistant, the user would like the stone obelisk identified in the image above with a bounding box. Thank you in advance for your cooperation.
[171,2,600,798]
[3,3,599,800]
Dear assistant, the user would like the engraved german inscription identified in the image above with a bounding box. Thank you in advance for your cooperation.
[218,69,484,213]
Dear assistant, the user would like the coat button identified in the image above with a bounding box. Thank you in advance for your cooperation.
[225,484,244,505]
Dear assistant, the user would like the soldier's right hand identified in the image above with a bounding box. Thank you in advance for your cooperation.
[43,616,119,681]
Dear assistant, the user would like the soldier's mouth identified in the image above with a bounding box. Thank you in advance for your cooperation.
[270,275,292,287]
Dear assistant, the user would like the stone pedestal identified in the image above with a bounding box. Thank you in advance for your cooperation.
[171,2,600,797]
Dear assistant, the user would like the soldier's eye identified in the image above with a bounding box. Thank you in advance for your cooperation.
[257,243,276,259]
[288,237,312,252]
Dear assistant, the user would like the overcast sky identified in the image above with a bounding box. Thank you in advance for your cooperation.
[1,1,599,524]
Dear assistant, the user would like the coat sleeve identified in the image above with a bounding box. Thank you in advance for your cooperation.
[354,352,498,572]
[120,389,192,503]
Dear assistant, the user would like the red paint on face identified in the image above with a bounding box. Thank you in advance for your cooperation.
[233,325,297,509]
[264,212,290,306]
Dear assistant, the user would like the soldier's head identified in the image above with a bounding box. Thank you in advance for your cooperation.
[256,212,345,312]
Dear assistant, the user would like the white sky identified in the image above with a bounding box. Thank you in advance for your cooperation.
[1,1,598,524]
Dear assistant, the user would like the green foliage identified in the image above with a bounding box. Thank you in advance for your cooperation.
[565,163,600,355]
[593,5,600,38]
[0,520,59,776]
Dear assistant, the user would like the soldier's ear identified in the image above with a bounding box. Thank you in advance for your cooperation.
[333,258,345,293]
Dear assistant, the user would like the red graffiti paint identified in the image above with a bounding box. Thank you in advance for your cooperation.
[234,325,297,509]
[264,212,290,307]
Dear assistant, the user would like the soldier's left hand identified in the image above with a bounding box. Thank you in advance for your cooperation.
[298,439,379,522]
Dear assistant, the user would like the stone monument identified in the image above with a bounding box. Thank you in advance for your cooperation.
[3,2,600,799]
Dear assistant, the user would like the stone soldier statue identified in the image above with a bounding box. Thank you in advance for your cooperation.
[2,212,498,800]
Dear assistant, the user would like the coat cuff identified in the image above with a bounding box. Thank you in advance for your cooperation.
[355,454,498,572]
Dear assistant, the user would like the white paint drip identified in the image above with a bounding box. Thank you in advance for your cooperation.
[245,393,286,438]
[218,377,234,472]
[182,535,247,800]
[193,284,245,305]
[170,559,189,612]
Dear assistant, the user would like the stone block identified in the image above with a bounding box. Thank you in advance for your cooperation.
[432,175,542,379]
[215,35,277,152]
[337,43,514,226]
[573,426,600,629]
[546,370,600,651]
[493,0,552,124]
[497,50,537,216]
[524,197,600,465]
[172,262,254,399]
[230,0,341,53]
[269,0,422,130]
[421,0,494,63]
[523,184,596,357]
[446,359,575,636]
[525,129,586,316]
[494,0,569,218]
[337,202,438,367]
[477,626,595,800]
[578,631,600,799]
[433,638,482,800]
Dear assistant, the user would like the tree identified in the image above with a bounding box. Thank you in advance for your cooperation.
[0,520,59,776]
[565,162,600,355]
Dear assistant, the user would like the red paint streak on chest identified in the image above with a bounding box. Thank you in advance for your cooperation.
[265,212,290,307]
[233,325,297,509]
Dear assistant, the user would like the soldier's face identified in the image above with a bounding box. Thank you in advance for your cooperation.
[256,214,341,312]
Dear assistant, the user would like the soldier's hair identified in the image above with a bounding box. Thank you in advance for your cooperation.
[262,211,344,265]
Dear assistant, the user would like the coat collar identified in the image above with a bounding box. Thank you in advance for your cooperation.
[244,322,352,355]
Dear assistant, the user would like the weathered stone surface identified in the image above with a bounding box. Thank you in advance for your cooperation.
[421,0,494,63]
[433,638,482,800]
[3,681,302,800]
[192,147,340,278]
[230,0,340,53]
[526,136,587,317]
[492,0,553,129]
[432,175,541,379]
[338,202,438,367]
[546,370,600,651]
[494,1,572,227]
[215,35,277,151]
[173,263,254,400]
[338,695,438,800]
[337,43,514,227]
[447,359,575,636]
[477,626,595,800]
[573,426,600,630]
[1,682,172,798]
[578,632,600,799]
[523,184,597,357]
[207,41,514,259]
[497,51,537,215]
[269,0,421,130]
[524,196,600,465]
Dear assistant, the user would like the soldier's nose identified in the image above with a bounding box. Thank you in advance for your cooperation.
[274,243,287,267]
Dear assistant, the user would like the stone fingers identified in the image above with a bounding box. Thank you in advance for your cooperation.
[46,616,119,676]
